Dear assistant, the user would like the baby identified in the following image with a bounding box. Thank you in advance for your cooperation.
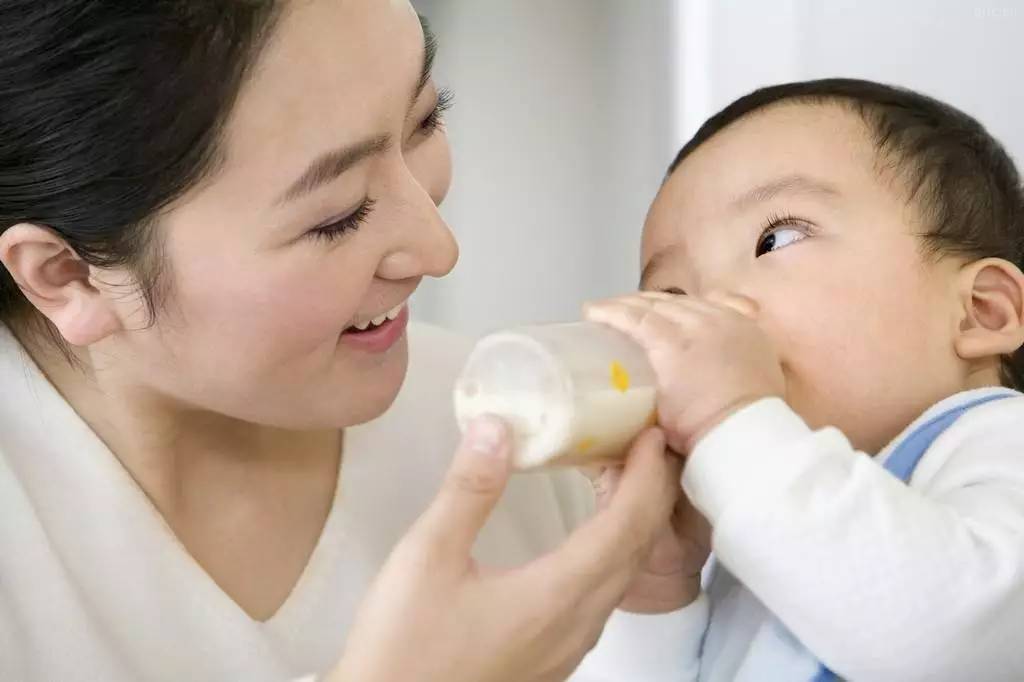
[583,78,1024,681]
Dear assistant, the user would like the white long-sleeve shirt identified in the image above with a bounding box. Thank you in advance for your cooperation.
[578,388,1024,682]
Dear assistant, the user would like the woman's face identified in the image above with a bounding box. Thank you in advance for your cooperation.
[104,0,458,429]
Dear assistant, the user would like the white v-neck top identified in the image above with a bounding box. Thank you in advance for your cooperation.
[0,323,600,682]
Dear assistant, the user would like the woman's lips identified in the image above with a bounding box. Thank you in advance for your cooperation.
[340,305,409,352]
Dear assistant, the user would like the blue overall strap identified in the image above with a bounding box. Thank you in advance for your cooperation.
[812,392,1015,682]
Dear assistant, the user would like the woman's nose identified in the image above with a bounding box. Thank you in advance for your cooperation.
[376,167,459,281]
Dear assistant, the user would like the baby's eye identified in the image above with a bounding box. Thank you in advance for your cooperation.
[755,225,807,257]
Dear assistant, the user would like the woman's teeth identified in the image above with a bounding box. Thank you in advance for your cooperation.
[351,304,404,332]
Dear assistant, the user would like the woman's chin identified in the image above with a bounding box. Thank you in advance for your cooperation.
[329,336,410,428]
[238,336,411,432]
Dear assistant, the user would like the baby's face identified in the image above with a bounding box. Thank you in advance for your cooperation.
[641,103,969,453]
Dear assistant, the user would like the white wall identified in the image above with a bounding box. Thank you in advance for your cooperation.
[411,0,678,337]
[679,0,1024,160]
[412,0,1024,337]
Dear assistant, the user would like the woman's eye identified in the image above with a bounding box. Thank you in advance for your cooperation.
[307,199,376,244]
[756,225,807,257]
[417,88,454,136]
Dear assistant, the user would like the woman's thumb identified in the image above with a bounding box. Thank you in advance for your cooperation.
[412,415,513,561]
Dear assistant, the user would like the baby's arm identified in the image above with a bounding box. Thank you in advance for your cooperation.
[584,292,1024,680]
[688,396,1024,681]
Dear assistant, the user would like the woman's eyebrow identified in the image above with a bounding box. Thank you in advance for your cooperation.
[275,16,438,207]
[275,135,392,206]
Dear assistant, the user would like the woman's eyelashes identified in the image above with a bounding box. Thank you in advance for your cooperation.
[755,212,812,257]
[307,199,376,243]
[416,88,454,137]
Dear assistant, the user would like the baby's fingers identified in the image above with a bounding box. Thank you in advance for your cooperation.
[590,465,623,513]
[585,297,704,358]
[703,290,760,319]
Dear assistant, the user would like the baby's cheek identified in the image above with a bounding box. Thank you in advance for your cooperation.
[761,294,869,413]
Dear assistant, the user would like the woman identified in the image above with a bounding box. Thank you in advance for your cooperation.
[0,2,705,680]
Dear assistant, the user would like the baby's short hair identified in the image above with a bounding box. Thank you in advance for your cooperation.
[669,78,1024,389]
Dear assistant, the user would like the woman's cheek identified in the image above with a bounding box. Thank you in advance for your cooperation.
[408,133,453,206]
[260,263,371,353]
[184,253,361,367]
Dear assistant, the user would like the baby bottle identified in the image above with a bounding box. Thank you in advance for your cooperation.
[453,322,658,469]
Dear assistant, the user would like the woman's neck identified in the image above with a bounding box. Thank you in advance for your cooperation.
[25,334,339,508]
[21,330,342,620]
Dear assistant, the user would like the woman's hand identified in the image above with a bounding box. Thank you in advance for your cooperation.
[327,416,681,682]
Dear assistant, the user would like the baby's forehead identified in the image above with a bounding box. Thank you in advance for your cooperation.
[647,109,894,233]
[669,104,878,199]
[641,108,909,280]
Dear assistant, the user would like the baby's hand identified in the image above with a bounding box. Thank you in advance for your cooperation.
[587,461,710,613]
[585,291,785,453]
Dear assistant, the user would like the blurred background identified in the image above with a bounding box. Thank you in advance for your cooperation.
[410,0,1024,337]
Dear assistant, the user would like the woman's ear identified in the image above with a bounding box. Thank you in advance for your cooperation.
[0,224,122,346]
[954,257,1024,361]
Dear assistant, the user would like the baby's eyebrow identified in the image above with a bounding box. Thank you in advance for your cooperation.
[731,173,840,210]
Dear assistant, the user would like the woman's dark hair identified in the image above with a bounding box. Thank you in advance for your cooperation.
[669,78,1024,390]
[0,1,281,333]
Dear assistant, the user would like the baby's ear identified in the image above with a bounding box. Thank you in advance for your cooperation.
[0,223,123,346]
[954,257,1024,361]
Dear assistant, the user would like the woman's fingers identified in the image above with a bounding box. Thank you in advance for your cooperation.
[407,415,513,562]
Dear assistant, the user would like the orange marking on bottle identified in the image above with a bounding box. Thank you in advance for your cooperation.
[610,361,630,393]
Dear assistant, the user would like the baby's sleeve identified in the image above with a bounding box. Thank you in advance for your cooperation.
[570,595,708,682]
[683,396,1024,682]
